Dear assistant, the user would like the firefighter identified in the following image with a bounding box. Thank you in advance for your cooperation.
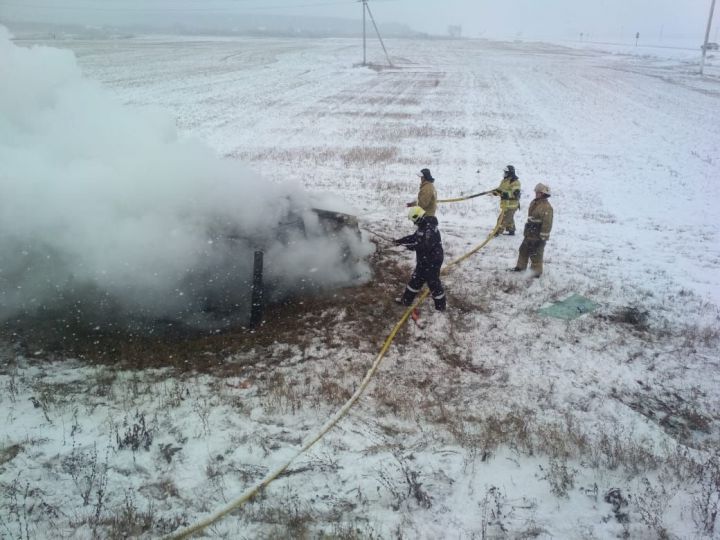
[406,168,437,217]
[394,206,446,311]
[511,183,553,277]
[491,165,521,235]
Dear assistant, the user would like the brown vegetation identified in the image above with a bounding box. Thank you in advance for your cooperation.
[1,240,415,374]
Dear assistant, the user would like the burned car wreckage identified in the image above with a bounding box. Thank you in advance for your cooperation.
[215,206,369,327]
[0,202,371,336]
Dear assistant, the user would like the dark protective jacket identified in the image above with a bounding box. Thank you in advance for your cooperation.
[523,197,553,241]
[395,216,444,266]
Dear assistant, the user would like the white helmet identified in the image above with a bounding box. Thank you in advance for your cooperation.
[534,183,550,195]
[407,206,426,223]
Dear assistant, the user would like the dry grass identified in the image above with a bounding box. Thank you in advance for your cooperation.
[341,146,400,166]
[225,145,401,166]
[613,389,713,450]
[298,109,416,120]
[428,404,692,483]
[256,370,303,415]
[349,96,420,106]
[440,410,535,461]
[420,109,464,118]
[240,491,373,539]
[355,124,467,141]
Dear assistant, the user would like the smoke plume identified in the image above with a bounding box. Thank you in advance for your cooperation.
[0,26,372,330]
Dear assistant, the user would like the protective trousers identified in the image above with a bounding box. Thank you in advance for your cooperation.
[516,239,546,276]
[500,207,518,233]
[401,260,446,311]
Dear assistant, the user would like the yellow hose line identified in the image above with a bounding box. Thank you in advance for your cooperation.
[438,190,493,203]
[444,210,505,271]
[166,297,424,539]
[166,211,505,539]
[438,195,475,203]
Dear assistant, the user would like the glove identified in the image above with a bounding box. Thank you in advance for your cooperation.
[501,193,509,200]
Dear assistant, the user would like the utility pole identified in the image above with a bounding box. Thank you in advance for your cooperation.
[359,0,393,67]
[700,0,717,75]
[362,0,366,65]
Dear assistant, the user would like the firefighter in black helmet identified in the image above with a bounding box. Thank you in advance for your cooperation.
[406,168,437,217]
[491,165,521,235]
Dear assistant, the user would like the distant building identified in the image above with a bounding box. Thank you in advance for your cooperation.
[448,25,462,38]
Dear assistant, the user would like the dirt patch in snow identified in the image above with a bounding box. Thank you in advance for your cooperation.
[1,241,424,372]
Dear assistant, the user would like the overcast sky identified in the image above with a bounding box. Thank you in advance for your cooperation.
[0,0,716,41]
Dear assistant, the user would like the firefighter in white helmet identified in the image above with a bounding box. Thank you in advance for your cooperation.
[511,183,553,277]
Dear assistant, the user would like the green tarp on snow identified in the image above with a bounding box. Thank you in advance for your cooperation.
[538,293,598,320]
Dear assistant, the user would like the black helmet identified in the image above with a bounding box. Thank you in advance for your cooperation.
[418,168,434,182]
[503,165,515,177]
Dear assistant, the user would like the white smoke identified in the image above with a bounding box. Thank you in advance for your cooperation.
[0,26,372,329]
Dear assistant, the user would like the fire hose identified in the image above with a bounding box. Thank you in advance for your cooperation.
[438,189,494,203]
[166,212,505,539]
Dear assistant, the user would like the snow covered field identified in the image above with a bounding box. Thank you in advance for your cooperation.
[2,34,720,539]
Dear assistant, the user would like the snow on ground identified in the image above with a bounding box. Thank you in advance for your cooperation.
[1,36,719,539]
